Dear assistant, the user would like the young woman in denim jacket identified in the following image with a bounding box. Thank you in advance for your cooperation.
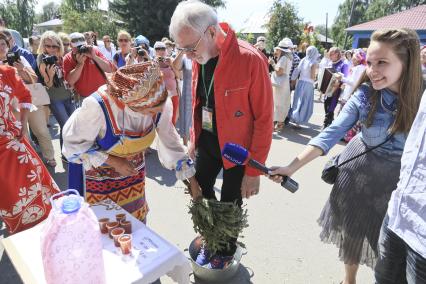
[269,29,423,284]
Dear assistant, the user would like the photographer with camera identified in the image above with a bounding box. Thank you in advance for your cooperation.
[37,31,75,154]
[125,44,150,65]
[1,29,36,70]
[154,41,180,125]
[63,32,112,101]
[0,31,57,167]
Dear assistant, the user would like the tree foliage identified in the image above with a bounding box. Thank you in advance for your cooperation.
[61,6,121,40]
[109,0,225,43]
[332,0,426,48]
[62,0,100,12]
[38,1,61,22]
[266,0,303,50]
[331,0,369,48]
[0,0,36,37]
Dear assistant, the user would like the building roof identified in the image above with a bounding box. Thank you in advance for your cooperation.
[317,33,334,43]
[34,19,63,28]
[346,4,426,32]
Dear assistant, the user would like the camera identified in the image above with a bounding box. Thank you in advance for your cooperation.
[42,55,58,66]
[6,51,20,66]
[135,47,146,56]
[77,45,91,54]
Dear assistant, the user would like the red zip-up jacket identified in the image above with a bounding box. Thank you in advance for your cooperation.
[190,23,273,176]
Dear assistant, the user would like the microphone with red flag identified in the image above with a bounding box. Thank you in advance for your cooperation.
[222,143,299,193]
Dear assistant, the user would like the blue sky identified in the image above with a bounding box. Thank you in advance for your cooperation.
[36,0,343,29]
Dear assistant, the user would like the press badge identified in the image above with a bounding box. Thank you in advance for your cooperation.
[202,106,214,132]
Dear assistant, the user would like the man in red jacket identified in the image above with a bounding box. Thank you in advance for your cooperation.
[170,0,273,269]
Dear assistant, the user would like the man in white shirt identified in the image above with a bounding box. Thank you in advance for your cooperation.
[375,89,426,283]
[99,35,116,63]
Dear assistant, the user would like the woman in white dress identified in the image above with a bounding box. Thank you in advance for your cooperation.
[269,39,293,131]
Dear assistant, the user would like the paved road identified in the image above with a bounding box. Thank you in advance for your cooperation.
[0,96,374,284]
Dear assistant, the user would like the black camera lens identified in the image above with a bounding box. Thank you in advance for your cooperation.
[77,45,90,54]
[6,51,20,66]
[137,49,145,56]
[42,55,58,65]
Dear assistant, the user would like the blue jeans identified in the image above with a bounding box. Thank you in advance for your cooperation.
[375,215,426,283]
[50,97,75,149]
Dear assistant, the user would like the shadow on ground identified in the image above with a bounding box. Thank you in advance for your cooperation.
[191,264,254,284]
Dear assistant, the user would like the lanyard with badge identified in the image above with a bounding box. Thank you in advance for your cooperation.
[201,64,214,132]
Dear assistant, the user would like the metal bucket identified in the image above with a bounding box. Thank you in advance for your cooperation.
[188,236,243,282]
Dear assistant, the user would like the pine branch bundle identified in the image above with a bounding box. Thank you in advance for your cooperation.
[189,198,249,256]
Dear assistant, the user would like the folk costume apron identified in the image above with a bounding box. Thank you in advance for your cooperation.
[69,92,160,221]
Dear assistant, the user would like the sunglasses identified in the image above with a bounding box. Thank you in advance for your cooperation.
[118,38,130,42]
[155,47,166,51]
[63,42,70,46]
[71,37,85,43]
[45,44,59,49]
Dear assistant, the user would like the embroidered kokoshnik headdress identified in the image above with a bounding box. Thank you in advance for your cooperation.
[107,62,168,109]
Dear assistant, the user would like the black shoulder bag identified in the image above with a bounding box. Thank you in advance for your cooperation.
[321,135,392,184]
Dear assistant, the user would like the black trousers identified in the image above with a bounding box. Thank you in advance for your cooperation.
[375,215,426,284]
[195,130,245,255]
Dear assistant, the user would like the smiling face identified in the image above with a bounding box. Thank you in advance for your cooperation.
[366,41,404,93]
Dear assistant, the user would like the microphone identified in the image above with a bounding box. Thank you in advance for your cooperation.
[222,143,299,193]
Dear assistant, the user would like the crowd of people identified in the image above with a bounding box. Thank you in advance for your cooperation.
[0,0,425,282]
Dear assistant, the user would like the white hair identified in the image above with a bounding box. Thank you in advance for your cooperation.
[169,0,218,40]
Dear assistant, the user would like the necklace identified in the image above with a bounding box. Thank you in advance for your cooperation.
[380,93,397,116]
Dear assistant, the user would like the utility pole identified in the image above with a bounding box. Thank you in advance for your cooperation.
[326,12,328,44]
[343,0,357,50]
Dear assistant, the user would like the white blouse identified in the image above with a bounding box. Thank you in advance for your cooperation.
[62,85,193,179]
[341,64,366,101]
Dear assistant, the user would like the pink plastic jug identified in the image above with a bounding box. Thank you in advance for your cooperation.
[40,189,106,284]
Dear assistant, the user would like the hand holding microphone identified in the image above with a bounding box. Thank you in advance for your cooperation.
[222,143,299,193]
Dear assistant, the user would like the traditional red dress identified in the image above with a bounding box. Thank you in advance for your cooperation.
[0,65,59,234]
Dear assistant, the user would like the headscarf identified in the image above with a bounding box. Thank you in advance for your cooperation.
[291,46,319,80]
[107,61,168,109]
[353,48,366,65]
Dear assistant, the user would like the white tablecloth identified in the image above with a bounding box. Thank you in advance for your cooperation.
[2,199,191,284]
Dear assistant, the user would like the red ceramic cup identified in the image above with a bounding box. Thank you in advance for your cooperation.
[118,234,132,255]
[116,213,126,223]
[98,218,109,234]
[120,220,132,234]
[106,221,119,239]
[111,227,125,247]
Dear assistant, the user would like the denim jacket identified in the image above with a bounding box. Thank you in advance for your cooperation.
[309,85,407,156]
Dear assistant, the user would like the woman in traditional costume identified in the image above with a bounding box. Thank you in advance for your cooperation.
[0,65,59,234]
[63,62,200,222]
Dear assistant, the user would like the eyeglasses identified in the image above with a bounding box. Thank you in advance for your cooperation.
[104,40,111,43]
[176,26,210,53]
[118,38,130,43]
[71,37,85,43]
[45,44,59,49]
